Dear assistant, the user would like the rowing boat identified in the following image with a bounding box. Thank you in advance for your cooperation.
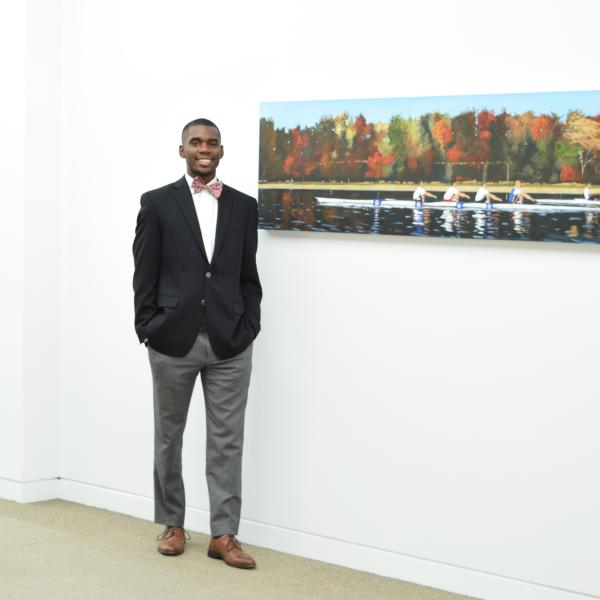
[533,198,600,207]
[314,197,600,213]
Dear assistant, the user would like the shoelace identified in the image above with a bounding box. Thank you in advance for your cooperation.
[156,526,191,541]
[225,535,243,552]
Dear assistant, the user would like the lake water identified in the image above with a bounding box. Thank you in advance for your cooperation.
[258,189,600,244]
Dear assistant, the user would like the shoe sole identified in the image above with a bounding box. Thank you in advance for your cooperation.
[158,548,184,556]
[207,550,256,569]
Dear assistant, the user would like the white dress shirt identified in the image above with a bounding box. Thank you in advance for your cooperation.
[185,173,219,263]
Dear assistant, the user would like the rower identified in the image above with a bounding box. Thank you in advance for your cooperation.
[444,181,470,208]
[508,180,534,204]
[475,181,502,208]
[584,183,598,201]
[413,181,437,208]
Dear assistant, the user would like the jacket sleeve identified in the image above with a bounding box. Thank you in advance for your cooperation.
[240,200,262,336]
[132,194,161,343]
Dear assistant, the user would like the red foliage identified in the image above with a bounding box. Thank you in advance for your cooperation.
[354,114,370,139]
[559,164,582,182]
[477,110,495,130]
[406,155,418,172]
[283,127,315,178]
[447,146,463,163]
[365,150,395,179]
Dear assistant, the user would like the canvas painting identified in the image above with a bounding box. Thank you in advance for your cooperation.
[258,90,600,243]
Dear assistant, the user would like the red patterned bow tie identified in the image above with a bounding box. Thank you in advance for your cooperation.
[191,177,223,199]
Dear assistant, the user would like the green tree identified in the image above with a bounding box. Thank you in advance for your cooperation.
[388,115,410,178]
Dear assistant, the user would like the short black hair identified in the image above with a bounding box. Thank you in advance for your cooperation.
[181,118,221,143]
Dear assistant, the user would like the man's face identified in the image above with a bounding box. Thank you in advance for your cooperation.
[179,125,224,182]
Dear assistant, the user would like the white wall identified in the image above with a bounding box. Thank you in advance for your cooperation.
[0,0,26,489]
[5,0,600,598]
[0,0,61,501]
[22,0,61,486]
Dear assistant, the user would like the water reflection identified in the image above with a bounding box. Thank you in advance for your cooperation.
[258,189,600,244]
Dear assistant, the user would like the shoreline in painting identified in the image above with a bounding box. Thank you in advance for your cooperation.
[258,182,587,194]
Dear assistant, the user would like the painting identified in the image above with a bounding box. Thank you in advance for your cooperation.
[258,90,600,243]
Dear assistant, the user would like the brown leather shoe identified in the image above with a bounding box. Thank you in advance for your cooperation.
[157,526,188,556]
[208,534,256,569]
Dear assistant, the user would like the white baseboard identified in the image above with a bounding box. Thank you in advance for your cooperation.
[0,477,59,503]
[2,477,597,600]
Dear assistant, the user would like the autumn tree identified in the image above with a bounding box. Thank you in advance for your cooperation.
[259,118,285,181]
[313,116,338,180]
[528,113,561,181]
[429,114,453,180]
[346,114,377,180]
[563,111,600,177]
[283,127,317,181]
[365,122,395,180]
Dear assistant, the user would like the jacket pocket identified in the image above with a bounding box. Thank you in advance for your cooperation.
[232,301,245,314]
[157,295,179,308]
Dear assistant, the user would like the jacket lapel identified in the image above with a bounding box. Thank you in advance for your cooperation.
[211,184,233,265]
[172,176,208,262]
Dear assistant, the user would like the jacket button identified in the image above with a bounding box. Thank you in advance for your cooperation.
[206,271,212,278]
[201,299,206,306]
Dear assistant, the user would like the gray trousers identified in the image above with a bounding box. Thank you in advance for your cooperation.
[148,332,253,536]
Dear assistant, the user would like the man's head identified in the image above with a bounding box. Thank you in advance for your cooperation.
[179,118,224,182]
[515,180,521,187]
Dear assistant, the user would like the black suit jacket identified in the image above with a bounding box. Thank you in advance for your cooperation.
[132,177,262,358]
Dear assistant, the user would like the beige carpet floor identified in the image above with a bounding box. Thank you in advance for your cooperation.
[0,499,475,600]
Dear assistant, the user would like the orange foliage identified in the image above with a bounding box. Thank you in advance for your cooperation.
[432,118,452,149]
[530,115,554,142]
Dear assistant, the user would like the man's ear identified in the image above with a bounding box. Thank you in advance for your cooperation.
[219,146,224,158]
[179,145,185,158]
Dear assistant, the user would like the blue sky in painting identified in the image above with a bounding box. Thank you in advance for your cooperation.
[260,90,600,129]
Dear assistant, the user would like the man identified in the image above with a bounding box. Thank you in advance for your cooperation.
[413,181,437,207]
[443,181,470,207]
[475,181,502,204]
[584,183,598,201]
[508,180,534,204]
[132,118,262,569]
